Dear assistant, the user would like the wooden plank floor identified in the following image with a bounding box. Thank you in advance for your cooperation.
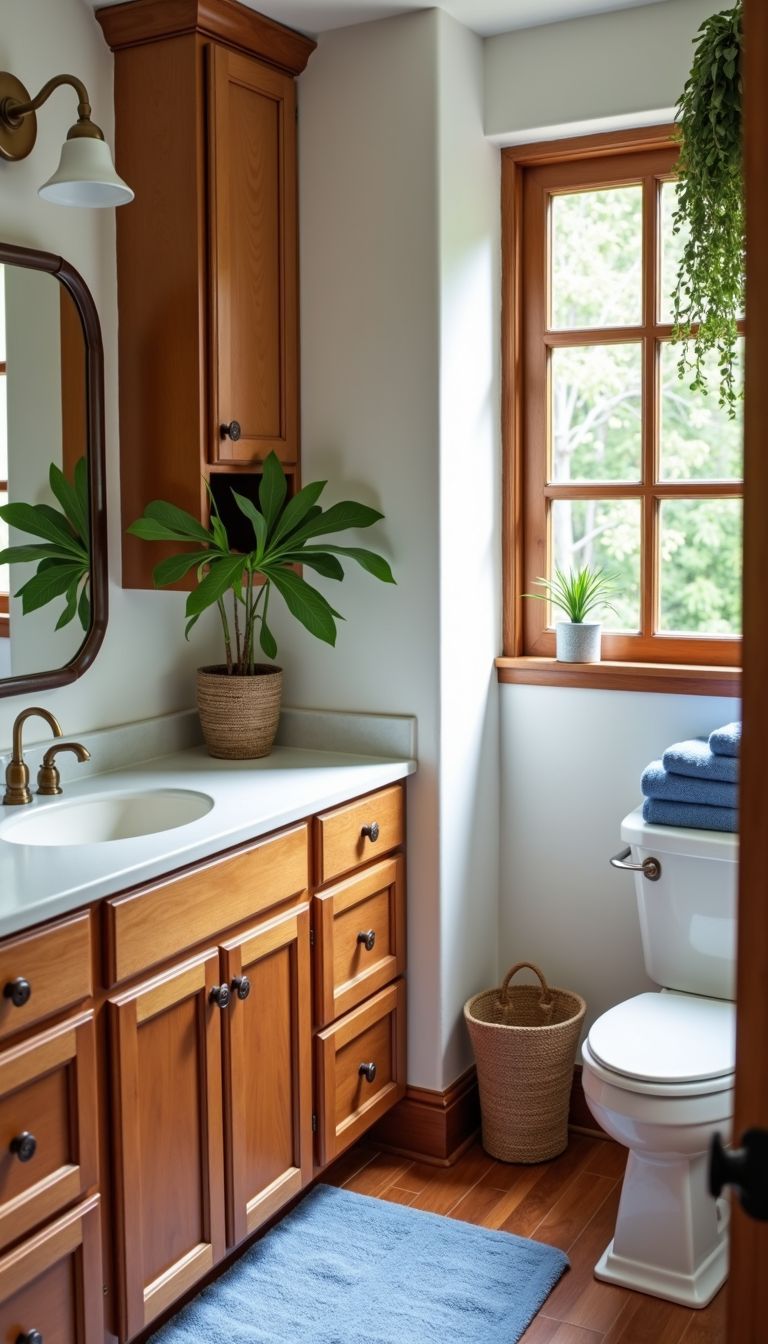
[323,1134,727,1344]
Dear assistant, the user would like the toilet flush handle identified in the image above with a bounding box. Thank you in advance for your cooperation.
[609,846,662,881]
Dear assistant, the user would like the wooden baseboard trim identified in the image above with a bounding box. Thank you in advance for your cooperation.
[373,1063,606,1166]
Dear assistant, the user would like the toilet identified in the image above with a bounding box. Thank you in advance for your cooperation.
[581,805,737,1309]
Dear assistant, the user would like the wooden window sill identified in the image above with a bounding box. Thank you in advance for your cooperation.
[495,657,741,697]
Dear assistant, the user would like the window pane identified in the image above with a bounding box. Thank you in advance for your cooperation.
[551,498,641,631]
[659,498,742,635]
[551,343,642,482]
[659,339,743,481]
[550,186,642,330]
[660,180,744,324]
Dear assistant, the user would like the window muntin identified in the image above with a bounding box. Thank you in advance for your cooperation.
[517,142,743,668]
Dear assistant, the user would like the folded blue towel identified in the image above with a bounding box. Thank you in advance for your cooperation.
[662,738,739,784]
[709,722,741,757]
[643,797,738,833]
[641,760,738,809]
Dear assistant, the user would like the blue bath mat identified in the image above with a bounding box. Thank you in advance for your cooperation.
[149,1182,569,1343]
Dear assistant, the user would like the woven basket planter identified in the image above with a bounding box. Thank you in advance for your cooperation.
[196,664,283,760]
[464,962,586,1164]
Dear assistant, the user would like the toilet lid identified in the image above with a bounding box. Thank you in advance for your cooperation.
[587,992,735,1084]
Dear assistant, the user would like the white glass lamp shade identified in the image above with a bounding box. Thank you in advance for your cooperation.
[39,136,133,207]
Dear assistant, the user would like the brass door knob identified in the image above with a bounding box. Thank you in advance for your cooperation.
[4,977,31,1008]
[10,1132,37,1163]
[361,822,380,843]
[357,930,376,952]
[231,975,251,1001]
[359,1062,377,1084]
[209,984,231,1009]
[220,420,242,441]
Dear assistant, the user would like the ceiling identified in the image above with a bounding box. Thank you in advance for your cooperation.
[85,0,673,40]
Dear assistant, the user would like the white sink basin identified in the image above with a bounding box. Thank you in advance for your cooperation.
[0,789,214,847]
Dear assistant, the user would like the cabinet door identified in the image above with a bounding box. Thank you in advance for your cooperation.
[0,1193,102,1344]
[208,45,298,466]
[221,906,312,1247]
[109,952,226,1341]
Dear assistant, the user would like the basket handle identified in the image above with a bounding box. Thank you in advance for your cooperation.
[499,962,554,1014]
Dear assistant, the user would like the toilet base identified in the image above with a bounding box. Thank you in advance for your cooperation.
[595,1231,728,1309]
[593,1148,730,1309]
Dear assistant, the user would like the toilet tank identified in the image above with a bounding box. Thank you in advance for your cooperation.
[619,807,738,1000]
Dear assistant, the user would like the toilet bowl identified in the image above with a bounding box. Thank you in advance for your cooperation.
[581,808,738,1308]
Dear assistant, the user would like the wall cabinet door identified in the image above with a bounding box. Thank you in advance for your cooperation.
[220,906,312,1247]
[109,952,226,1342]
[208,46,298,467]
[0,1194,102,1344]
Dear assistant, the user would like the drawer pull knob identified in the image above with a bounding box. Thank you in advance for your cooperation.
[4,977,31,1008]
[359,1061,377,1084]
[10,1132,37,1163]
[220,419,242,441]
[361,822,380,843]
[209,984,231,1009]
[357,930,376,952]
[16,1332,43,1344]
[231,975,251,1001]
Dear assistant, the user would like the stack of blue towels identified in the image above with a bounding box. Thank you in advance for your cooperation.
[641,721,740,833]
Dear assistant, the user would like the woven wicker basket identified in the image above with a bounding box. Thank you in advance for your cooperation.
[196,664,283,760]
[464,962,586,1164]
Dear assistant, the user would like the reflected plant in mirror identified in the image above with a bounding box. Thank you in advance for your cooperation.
[0,242,107,697]
[0,456,90,631]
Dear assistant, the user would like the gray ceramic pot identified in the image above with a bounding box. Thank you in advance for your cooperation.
[555,621,602,663]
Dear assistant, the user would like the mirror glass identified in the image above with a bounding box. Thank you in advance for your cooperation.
[0,244,107,695]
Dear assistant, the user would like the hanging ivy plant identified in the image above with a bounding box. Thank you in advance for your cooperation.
[671,2,744,416]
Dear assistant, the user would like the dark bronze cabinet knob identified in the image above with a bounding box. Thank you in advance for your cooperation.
[220,420,242,441]
[361,822,380,843]
[10,1132,37,1163]
[359,1061,377,1084]
[16,1331,43,1344]
[209,984,231,1009]
[357,930,376,952]
[4,977,31,1008]
[231,975,251,1001]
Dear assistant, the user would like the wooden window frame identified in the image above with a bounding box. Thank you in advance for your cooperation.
[497,125,742,696]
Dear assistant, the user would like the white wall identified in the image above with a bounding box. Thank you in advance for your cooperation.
[484,0,718,143]
[493,0,742,1035]
[0,0,222,748]
[290,10,501,1088]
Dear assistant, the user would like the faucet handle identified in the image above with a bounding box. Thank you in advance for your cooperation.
[36,742,90,796]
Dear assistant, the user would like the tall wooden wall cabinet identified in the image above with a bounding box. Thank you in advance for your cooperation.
[96,0,316,588]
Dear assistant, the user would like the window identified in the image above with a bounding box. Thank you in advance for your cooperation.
[499,128,743,693]
[0,264,8,640]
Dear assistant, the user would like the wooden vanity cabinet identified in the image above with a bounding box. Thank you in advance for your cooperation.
[95,0,316,588]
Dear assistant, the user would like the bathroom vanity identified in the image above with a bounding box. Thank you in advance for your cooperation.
[0,738,413,1342]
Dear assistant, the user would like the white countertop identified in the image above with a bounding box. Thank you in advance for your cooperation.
[0,744,415,938]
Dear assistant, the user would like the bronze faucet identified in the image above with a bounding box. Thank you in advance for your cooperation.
[3,707,63,806]
[36,741,91,795]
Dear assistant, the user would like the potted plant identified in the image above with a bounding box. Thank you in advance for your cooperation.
[128,451,395,759]
[0,457,91,631]
[671,3,743,414]
[523,565,619,663]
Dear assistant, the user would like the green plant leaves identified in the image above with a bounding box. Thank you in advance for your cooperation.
[270,479,326,545]
[259,452,287,533]
[128,500,212,544]
[263,567,341,645]
[232,492,267,552]
[0,501,82,554]
[152,551,211,587]
[671,2,744,414]
[49,461,88,541]
[523,565,620,623]
[185,555,246,619]
[305,545,396,584]
[16,561,85,615]
[0,457,91,632]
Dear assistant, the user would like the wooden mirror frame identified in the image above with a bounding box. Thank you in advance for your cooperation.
[0,241,107,698]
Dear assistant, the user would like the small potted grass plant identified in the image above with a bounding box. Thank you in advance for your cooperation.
[524,565,619,663]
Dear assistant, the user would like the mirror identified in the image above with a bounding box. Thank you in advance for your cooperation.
[0,242,107,697]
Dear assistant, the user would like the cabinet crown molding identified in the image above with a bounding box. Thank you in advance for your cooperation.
[96,0,316,75]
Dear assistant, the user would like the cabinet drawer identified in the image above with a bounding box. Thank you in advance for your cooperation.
[315,980,406,1167]
[314,785,404,885]
[0,913,92,1044]
[0,1013,97,1251]
[105,823,309,985]
[0,1193,102,1344]
[314,856,405,1027]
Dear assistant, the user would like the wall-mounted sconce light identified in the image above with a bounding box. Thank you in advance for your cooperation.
[0,71,133,207]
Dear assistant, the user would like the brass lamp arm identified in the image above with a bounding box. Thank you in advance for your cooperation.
[0,73,103,142]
